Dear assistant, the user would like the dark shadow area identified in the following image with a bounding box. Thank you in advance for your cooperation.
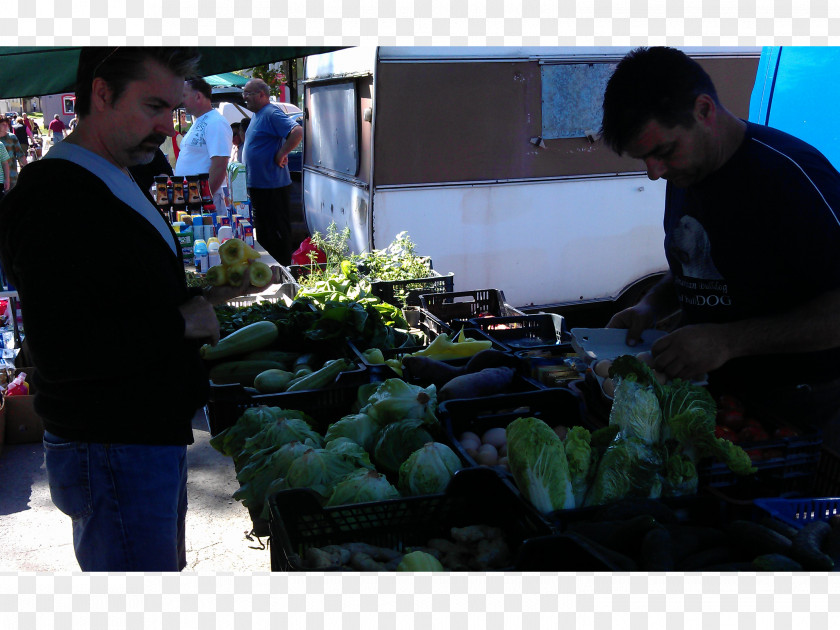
[0,442,45,516]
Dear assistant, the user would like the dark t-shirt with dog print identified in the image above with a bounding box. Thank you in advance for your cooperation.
[663,121,840,388]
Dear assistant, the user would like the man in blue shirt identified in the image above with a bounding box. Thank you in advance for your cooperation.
[242,78,303,265]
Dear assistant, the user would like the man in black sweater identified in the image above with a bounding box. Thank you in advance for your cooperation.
[0,47,282,571]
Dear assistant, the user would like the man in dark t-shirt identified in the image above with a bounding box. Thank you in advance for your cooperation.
[600,47,840,449]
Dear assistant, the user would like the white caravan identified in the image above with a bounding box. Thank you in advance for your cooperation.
[301,47,760,314]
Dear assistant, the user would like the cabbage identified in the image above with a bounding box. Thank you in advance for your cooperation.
[506,416,575,514]
[608,378,662,445]
[398,442,463,496]
[361,378,438,426]
[324,469,400,506]
[583,437,663,507]
[662,449,699,498]
[235,439,315,485]
[239,415,324,460]
[373,418,435,475]
[397,550,445,572]
[324,413,380,453]
[279,448,361,499]
[325,437,375,470]
[210,405,279,459]
[564,426,595,507]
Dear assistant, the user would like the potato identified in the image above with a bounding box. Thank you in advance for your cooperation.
[593,359,612,378]
[481,427,507,450]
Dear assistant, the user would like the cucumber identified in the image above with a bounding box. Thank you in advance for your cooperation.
[726,520,794,557]
[209,360,287,385]
[752,553,803,571]
[665,524,728,563]
[285,358,355,393]
[562,532,638,571]
[790,521,835,571]
[639,526,675,571]
[678,545,739,571]
[759,516,799,541]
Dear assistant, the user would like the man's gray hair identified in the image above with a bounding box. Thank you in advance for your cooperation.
[249,79,270,97]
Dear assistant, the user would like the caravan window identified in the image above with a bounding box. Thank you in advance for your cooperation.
[540,63,616,139]
[309,80,359,176]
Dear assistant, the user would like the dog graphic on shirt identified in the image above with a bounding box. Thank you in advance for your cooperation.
[669,215,723,279]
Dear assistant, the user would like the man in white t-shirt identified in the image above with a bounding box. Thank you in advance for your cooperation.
[174,76,232,215]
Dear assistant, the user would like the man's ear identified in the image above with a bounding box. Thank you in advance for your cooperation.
[90,77,115,112]
[694,93,716,125]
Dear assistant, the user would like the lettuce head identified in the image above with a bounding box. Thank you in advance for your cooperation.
[506,416,575,513]
[398,442,463,496]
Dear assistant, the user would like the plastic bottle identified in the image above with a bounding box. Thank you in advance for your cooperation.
[194,239,208,273]
[217,225,233,243]
[207,238,221,268]
[191,215,204,243]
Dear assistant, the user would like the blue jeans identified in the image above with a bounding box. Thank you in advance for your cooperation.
[43,431,188,572]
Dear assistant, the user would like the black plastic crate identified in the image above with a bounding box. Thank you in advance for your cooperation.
[813,446,840,497]
[370,272,455,308]
[206,366,370,436]
[514,345,587,388]
[348,325,509,383]
[468,313,570,352]
[267,466,554,571]
[695,424,823,492]
[439,388,590,473]
[419,289,524,331]
[515,493,735,570]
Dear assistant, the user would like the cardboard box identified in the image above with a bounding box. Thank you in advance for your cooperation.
[3,367,44,444]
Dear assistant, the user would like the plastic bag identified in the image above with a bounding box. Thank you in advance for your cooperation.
[291,237,327,266]
[5,372,29,396]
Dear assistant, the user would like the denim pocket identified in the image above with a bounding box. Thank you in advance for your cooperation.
[43,437,92,521]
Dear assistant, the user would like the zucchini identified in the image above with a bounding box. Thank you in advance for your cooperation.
[209,360,287,385]
[244,350,300,367]
[253,369,296,393]
[790,521,835,571]
[562,532,638,571]
[284,358,355,392]
[292,353,321,372]
[200,321,278,361]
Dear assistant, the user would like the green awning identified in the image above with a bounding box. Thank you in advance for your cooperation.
[203,72,249,88]
[0,46,345,100]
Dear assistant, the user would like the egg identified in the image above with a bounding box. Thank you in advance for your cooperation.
[481,427,507,450]
[475,443,498,466]
[654,369,668,385]
[498,442,507,457]
[593,359,612,378]
[497,456,509,471]
[602,377,616,398]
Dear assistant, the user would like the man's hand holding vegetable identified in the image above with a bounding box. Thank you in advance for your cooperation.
[179,264,285,346]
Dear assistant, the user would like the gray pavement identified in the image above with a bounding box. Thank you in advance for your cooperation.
[0,409,272,572]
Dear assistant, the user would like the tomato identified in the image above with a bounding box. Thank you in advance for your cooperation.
[718,394,745,413]
[714,425,738,442]
[773,426,799,439]
[744,417,763,429]
[738,425,768,443]
[717,409,745,432]
[745,448,764,460]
